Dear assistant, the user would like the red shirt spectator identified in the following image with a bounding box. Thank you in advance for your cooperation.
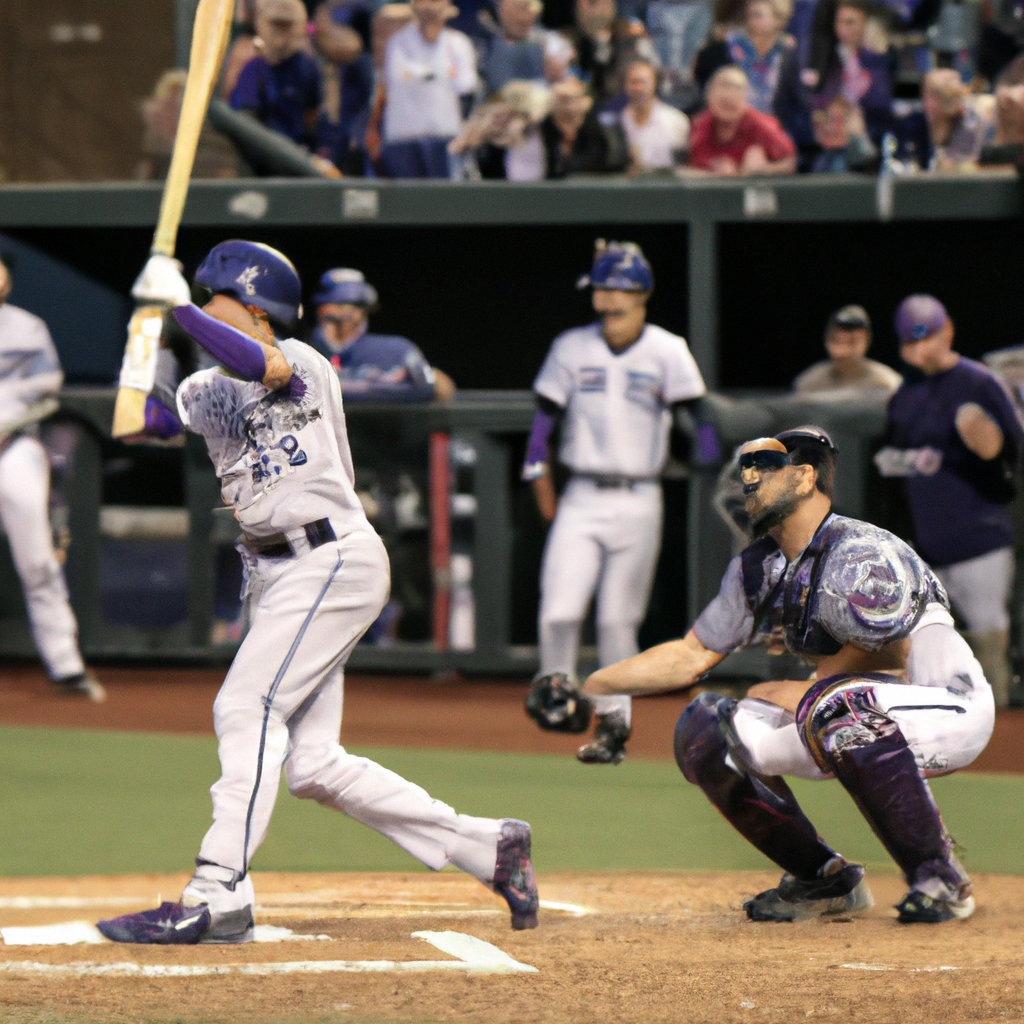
[688,66,797,175]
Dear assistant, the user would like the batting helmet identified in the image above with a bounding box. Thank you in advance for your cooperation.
[577,240,654,293]
[195,240,302,326]
[313,268,379,309]
[894,294,948,343]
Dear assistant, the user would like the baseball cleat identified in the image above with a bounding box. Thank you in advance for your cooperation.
[53,672,106,702]
[97,901,212,944]
[896,875,975,924]
[577,713,630,765]
[493,819,539,930]
[744,859,873,922]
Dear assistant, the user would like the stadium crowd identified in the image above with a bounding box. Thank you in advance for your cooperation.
[146,0,1024,179]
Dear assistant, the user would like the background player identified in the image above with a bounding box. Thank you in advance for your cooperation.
[98,241,537,944]
[0,260,104,701]
[523,240,706,764]
[555,427,993,922]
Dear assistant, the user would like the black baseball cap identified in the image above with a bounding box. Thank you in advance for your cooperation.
[827,305,872,332]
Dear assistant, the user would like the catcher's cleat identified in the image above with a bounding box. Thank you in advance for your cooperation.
[97,901,212,944]
[577,713,630,765]
[53,672,106,703]
[493,819,539,930]
[896,873,975,924]
[744,859,873,922]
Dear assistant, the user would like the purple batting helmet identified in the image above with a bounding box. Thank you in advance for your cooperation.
[313,268,379,309]
[577,240,654,293]
[195,240,302,325]
[894,294,949,344]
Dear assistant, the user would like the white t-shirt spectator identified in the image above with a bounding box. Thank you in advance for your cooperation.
[383,22,478,142]
[621,101,690,171]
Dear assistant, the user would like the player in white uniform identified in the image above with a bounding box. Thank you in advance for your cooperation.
[523,242,706,764]
[98,241,537,944]
[0,262,104,700]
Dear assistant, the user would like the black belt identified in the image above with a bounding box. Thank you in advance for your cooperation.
[574,474,657,490]
[242,518,336,558]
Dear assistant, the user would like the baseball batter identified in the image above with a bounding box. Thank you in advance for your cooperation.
[98,241,537,944]
[0,262,104,701]
[523,241,706,764]
[554,427,993,922]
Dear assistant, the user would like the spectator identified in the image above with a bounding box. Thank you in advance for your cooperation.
[308,268,457,402]
[314,0,376,175]
[221,0,260,99]
[620,58,690,169]
[876,295,1024,708]
[230,0,324,151]
[480,0,571,92]
[978,0,1024,86]
[379,0,478,177]
[539,75,631,174]
[686,64,796,173]
[562,0,660,105]
[806,0,894,146]
[644,0,715,110]
[695,0,796,115]
[980,55,1024,168]
[793,305,901,393]
[451,79,553,178]
[809,93,876,170]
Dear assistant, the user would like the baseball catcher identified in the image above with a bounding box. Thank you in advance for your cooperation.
[571,426,994,923]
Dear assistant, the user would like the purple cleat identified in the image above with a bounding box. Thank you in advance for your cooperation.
[97,901,211,944]
[493,819,539,930]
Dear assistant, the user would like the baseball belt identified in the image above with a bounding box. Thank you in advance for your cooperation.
[572,473,658,489]
[242,518,336,558]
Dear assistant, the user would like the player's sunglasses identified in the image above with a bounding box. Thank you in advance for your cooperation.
[738,450,790,473]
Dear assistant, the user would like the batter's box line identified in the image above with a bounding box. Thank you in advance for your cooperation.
[0,931,537,977]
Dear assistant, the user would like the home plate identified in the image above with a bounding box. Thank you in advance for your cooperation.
[1,923,330,945]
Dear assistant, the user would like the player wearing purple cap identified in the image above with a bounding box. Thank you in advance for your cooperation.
[875,295,1024,708]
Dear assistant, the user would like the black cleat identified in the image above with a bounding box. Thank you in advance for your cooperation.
[53,672,106,702]
[744,860,873,922]
[577,713,630,765]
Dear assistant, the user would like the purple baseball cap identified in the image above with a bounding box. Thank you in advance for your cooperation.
[894,294,948,344]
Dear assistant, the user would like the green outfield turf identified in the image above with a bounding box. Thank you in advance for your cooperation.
[1,724,1022,878]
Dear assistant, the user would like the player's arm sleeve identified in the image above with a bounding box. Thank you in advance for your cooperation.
[691,556,755,653]
[523,396,565,480]
[175,368,253,439]
[172,305,267,383]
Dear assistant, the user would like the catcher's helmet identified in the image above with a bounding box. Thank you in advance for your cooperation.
[313,268,379,309]
[195,240,302,325]
[577,240,654,293]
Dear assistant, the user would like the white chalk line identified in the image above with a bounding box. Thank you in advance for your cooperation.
[839,963,959,973]
[0,930,537,977]
[0,922,330,947]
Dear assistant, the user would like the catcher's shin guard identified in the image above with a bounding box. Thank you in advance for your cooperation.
[674,693,837,880]
[797,676,961,890]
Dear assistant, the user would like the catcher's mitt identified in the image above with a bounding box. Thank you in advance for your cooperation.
[525,673,593,733]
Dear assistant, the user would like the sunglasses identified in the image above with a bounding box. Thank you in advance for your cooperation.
[738,450,790,473]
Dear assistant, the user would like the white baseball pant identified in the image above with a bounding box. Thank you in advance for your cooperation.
[194,526,501,903]
[538,478,663,725]
[0,435,84,680]
[934,546,1014,633]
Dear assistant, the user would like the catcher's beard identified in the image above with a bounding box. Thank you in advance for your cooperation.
[748,489,803,539]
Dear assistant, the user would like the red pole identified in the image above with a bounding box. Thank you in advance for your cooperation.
[429,431,451,650]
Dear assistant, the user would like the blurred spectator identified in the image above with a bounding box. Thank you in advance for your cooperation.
[138,71,241,180]
[539,75,631,174]
[230,0,324,151]
[221,0,260,99]
[876,295,1024,708]
[620,58,691,168]
[562,0,660,104]
[686,64,796,172]
[805,0,894,146]
[809,93,876,170]
[793,305,901,392]
[480,0,575,92]
[644,0,715,110]
[314,0,376,175]
[451,79,553,177]
[918,69,995,170]
[308,268,456,402]
[978,0,1024,85]
[980,54,1024,167]
[695,0,796,114]
[378,0,478,177]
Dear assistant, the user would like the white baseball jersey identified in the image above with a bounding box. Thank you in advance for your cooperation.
[0,303,63,429]
[176,338,368,539]
[533,322,706,478]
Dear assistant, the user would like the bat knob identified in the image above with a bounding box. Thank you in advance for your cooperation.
[132,253,191,307]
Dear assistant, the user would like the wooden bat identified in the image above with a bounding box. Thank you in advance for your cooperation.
[111,0,235,439]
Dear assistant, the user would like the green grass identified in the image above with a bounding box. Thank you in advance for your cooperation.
[1,724,1022,877]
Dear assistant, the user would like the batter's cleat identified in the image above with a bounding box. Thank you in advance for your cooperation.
[493,819,539,930]
[181,872,256,943]
[53,672,106,702]
[97,901,211,944]
[577,713,630,765]
[896,868,975,924]
[744,859,874,922]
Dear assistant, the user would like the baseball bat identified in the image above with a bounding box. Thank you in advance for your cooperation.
[111,0,234,438]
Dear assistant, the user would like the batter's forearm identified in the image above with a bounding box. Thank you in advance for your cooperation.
[583,631,726,697]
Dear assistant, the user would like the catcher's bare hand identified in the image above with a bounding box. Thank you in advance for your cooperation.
[525,673,593,733]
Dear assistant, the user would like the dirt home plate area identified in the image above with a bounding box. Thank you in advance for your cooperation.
[3,668,1024,1024]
